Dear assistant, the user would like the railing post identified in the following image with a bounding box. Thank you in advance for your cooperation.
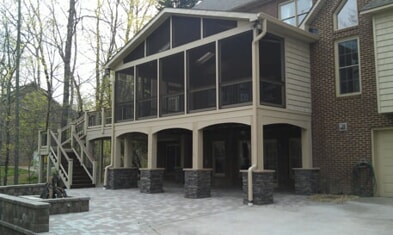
[47,130,51,148]
[84,111,88,133]
[57,129,61,170]
[70,124,75,148]
[101,108,105,134]
[68,160,73,189]
[38,130,42,152]
[93,161,97,184]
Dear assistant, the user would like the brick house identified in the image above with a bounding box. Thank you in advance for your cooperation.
[37,0,393,202]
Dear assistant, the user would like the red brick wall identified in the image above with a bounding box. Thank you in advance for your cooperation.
[309,0,393,194]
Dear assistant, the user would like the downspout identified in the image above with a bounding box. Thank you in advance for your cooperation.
[248,16,267,206]
[104,69,115,187]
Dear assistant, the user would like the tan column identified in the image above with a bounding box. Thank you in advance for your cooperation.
[301,127,313,168]
[251,117,264,170]
[113,137,122,168]
[147,131,157,169]
[192,127,203,169]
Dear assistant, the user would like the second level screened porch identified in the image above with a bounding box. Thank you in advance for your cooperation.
[108,9,318,124]
[115,31,285,123]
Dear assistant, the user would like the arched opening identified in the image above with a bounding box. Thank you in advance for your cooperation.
[263,124,302,191]
[157,128,192,183]
[203,123,251,188]
[90,137,111,185]
[119,132,148,169]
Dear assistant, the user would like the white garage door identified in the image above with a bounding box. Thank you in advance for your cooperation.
[374,129,393,197]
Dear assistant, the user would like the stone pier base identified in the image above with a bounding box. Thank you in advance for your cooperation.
[241,170,274,205]
[293,168,320,195]
[139,168,164,193]
[184,169,212,198]
[106,168,138,189]
[174,167,184,183]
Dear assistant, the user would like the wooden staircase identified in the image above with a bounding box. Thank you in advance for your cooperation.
[64,150,95,188]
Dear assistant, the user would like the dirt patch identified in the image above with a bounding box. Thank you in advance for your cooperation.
[309,194,359,203]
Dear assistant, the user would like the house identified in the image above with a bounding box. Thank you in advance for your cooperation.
[37,0,393,203]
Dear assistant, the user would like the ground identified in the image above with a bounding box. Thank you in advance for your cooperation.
[41,185,393,235]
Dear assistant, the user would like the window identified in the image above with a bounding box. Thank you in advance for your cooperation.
[160,53,185,115]
[123,42,144,63]
[115,68,134,122]
[279,0,313,26]
[136,61,157,118]
[187,43,216,111]
[336,0,358,30]
[259,34,285,106]
[172,16,201,47]
[203,18,237,37]
[219,31,252,107]
[336,38,360,95]
[146,19,170,56]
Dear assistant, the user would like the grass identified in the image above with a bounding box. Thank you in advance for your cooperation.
[0,166,38,185]
[309,194,359,203]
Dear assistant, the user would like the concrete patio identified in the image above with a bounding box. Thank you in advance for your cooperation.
[41,185,393,235]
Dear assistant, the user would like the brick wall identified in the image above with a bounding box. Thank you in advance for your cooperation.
[309,0,393,194]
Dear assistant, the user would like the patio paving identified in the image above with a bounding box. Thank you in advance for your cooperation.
[41,185,393,235]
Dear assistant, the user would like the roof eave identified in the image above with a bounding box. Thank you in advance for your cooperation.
[360,3,393,15]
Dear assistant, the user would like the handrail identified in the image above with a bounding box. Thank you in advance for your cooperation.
[71,131,96,184]
[48,130,73,189]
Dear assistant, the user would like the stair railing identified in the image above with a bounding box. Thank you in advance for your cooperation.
[47,129,73,189]
[71,124,97,184]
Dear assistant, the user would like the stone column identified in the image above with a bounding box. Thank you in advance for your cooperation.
[106,167,139,189]
[241,170,274,205]
[184,169,212,198]
[293,168,320,195]
[139,168,164,193]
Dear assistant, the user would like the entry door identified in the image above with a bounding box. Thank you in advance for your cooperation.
[374,129,393,197]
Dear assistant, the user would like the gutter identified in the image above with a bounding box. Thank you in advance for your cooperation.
[248,16,267,206]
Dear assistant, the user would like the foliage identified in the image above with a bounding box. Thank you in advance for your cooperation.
[0,166,38,185]
[156,0,199,10]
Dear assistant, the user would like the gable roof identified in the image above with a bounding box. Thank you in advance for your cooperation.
[105,8,318,69]
[361,0,393,14]
[193,0,263,11]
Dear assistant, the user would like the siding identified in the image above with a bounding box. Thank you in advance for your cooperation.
[374,12,393,113]
[285,38,312,113]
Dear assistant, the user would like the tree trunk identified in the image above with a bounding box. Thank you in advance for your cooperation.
[61,0,77,128]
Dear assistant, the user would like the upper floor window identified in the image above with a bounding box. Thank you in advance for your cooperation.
[336,38,361,95]
[335,0,358,30]
[279,0,313,26]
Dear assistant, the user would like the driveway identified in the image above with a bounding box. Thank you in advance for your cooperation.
[42,185,393,235]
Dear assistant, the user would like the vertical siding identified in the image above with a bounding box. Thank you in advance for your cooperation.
[285,38,312,113]
[375,12,393,113]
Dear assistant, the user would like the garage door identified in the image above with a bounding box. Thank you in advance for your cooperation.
[374,129,393,197]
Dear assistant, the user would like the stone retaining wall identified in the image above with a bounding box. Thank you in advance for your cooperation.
[0,183,46,196]
[0,193,50,233]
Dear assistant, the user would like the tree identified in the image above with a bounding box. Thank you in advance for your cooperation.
[61,0,77,127]
[0,3,18,185]
[156,0,199,10]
